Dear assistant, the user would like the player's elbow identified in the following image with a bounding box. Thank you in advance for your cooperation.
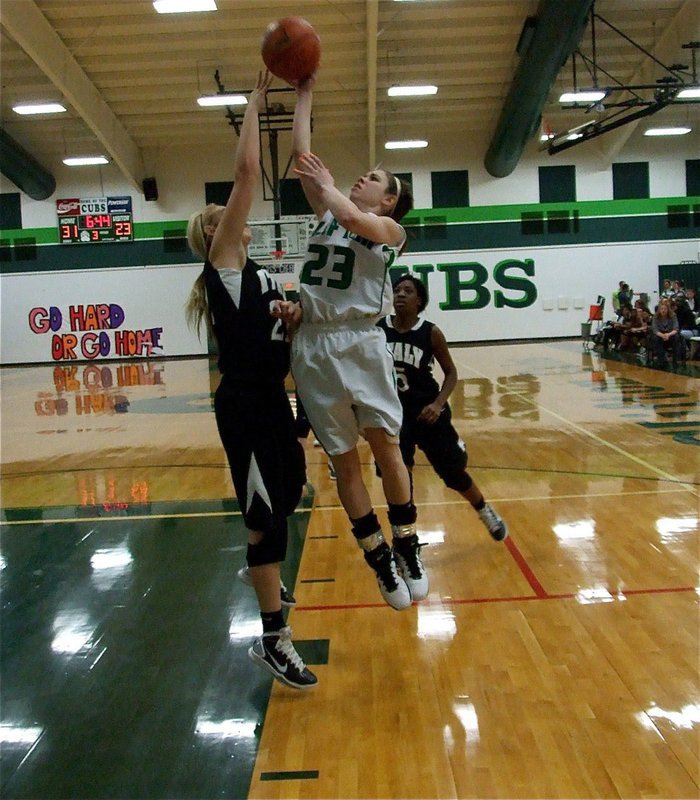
[234,159,259,183]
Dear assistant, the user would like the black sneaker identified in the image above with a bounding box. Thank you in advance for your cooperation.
[478,503,508,541]
[392,531,429,601]
[237,566,296,607]
[248,626,318,689]
[363,542,411,610]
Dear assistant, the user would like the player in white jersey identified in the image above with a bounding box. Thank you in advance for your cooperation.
[289,76,427,611]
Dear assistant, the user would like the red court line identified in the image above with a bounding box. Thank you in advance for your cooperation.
[294,585,696,612]
[505,536,548,597]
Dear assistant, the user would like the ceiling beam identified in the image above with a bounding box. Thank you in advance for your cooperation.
[0,0,144,192]
[366,0,378,168]
[596,0,699,165]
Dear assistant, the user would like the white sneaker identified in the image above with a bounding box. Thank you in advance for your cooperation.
[478,503,508,541]
[363,543,412,610]
[391,529,429,601]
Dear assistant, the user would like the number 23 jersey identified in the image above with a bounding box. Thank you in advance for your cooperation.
[299,209,403,324]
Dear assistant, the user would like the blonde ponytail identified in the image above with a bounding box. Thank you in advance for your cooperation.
[185,204,223,340]
[185,272,213,340]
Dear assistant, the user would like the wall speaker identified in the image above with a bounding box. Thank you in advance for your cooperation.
[142,176,158,201]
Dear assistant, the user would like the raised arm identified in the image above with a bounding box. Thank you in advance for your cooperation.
[417,326,458,424]
[294,152,405,247]
[209,70,272,269]
[292,76,327,219]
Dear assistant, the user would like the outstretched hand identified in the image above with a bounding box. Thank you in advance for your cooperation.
[293,152,334,192]
[249,69,273,112]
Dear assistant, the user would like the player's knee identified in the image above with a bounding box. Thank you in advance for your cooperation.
[441,468,472,493]
[246,531,286,567]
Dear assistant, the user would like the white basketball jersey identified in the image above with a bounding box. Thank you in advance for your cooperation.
[299,210,403,324]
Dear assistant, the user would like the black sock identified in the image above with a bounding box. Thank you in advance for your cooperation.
[350,510,381,540]
[387,502,417,527]
[261,610,285,634]
[473,497,486,511]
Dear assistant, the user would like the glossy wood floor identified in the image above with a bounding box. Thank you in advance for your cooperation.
[1,341,698,799]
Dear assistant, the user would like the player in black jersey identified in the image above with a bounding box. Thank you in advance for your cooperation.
[378,274,508,542]
[184,70,316,689]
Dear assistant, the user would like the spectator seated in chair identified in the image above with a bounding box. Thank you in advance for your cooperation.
[651,300,682,367]
[620,306,650,353]
[675,299,698,359]
[600,305,634,351]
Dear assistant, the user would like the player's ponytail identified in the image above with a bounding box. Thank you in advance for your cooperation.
[185,204,222,339]
[185,273,213,341]
[383,170,414,223]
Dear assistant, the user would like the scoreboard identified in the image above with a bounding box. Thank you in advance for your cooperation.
[57,196,133,244]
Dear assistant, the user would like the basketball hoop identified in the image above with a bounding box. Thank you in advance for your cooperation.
[271,249,286,260]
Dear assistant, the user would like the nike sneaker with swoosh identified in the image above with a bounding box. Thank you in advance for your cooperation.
[248,626,318,689]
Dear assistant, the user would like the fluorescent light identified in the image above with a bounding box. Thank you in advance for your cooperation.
[644,126,691,136]
[153,0,216,12]
[62,156,109,166]
[13,102,66,115]
[384,140,428,150]
[388,85,438,97]
[197,94,247,107]
[676,86,700,99]
[566,132,584,141]
[559,90,606,103]
[540,132,555,141]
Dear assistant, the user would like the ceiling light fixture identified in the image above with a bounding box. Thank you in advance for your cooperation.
[62,156,109,166]
[384,140,428,150]
[197,94,247,107]
[643,126,691,136]
[388,85,438,97]
[153,0,216,13]
[13,103,66,115]
[559,90,606,103]
[676,86,700,99]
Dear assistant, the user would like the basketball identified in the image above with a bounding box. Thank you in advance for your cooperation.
[261,17,320,85]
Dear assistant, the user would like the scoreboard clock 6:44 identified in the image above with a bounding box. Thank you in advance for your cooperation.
[56,196,134,244]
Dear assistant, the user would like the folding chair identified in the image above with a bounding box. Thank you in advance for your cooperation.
[581,296,605,349]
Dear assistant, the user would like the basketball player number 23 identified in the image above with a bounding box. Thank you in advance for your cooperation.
[300,244,355,290]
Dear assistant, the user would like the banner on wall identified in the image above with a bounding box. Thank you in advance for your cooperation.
[1,264,207,365]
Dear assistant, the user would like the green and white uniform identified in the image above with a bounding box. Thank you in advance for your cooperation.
[292,209,404,455]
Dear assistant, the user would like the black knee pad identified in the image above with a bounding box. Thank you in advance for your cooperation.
[246,527,287,567]
[442,468,472,493]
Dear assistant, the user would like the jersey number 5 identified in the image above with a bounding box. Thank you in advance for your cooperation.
[300,243,356,290]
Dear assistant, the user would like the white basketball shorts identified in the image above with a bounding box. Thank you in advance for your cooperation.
[291,320,403,456]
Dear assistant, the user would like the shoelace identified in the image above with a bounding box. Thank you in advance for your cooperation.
[480,506,501,531]
[375,553,400,591]
[271,628,306,672]
[399,545,424,579]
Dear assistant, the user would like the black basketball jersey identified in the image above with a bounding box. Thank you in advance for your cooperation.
[203,258,289,383]
[377,316,440,409]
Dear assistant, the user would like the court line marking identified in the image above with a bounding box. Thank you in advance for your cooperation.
[457,361,699,496]
[0,508,311,526]
[293,585,696,612]
[312,486,690,512]
[2,487,693,525]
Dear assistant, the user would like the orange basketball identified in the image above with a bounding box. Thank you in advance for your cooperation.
[261,17,320,85]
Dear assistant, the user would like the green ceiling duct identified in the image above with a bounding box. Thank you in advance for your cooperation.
[484,0,595,178]
[0,126,56,200]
